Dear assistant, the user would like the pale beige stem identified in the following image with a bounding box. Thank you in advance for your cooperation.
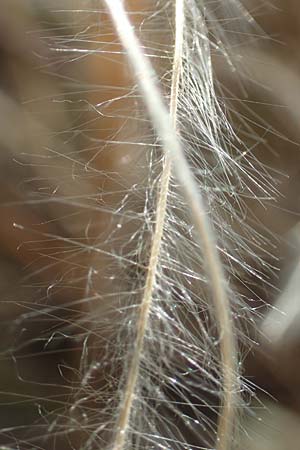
[108,1,183,448]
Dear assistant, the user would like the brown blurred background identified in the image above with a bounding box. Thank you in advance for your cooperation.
[1,1,300,449]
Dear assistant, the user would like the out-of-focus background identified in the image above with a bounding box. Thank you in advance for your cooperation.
[1,1,300,449]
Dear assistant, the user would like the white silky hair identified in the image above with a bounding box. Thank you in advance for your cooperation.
[0,1,280,450]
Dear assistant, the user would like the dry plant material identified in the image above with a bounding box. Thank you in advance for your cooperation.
[1,1,297,450]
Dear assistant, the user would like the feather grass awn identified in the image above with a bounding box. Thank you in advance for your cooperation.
[104,1,239,449]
